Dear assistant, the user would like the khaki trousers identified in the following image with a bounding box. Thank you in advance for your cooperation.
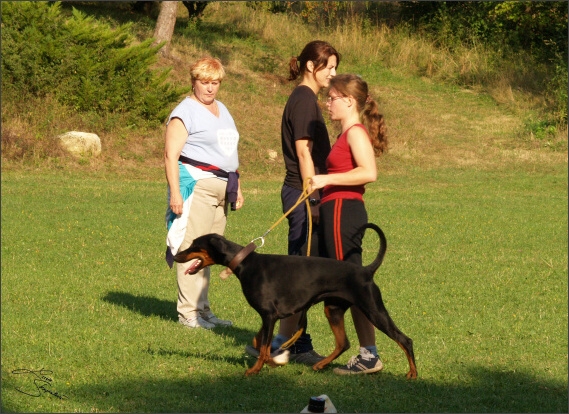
[176,178,228,319]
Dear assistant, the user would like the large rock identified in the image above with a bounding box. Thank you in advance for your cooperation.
[57,131,101,157]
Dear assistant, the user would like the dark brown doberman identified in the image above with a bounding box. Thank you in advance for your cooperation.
[173,223,417,379]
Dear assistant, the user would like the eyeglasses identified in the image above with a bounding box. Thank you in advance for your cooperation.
[326,95,345,103]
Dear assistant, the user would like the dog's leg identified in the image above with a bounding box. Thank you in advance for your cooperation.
[360,285,418,379]
[252,329,262,350]
[280,309,307,350]
[245,316,276,376]
[312,303,351,371]
[250,327,281,368]
[396,340,418,380]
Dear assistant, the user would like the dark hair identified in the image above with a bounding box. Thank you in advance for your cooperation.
[288,40,340,81]
[329,74,387,156]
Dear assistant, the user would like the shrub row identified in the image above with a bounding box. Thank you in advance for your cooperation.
[1,2,188,124]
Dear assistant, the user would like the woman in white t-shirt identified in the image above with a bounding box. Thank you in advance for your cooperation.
[164,57,244,329]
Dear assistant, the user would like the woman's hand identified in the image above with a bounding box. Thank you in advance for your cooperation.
[169,191,184,215]
[164,117,189,216]
[235,182,244,210]
[309,174,328,192]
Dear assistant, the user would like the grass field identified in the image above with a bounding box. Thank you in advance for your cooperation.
[1,2,567,412]
[1,165,567,412]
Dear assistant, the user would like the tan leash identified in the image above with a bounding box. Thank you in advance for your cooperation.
[255,177,315,254]
[220,179,316,350]
[273,178,315,350]
[220,177,316,279]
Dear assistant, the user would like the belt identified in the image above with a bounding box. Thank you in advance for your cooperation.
[179,155,239,211]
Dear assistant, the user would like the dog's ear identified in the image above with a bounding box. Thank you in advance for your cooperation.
[208,234,226,251]
[202,233,227,256]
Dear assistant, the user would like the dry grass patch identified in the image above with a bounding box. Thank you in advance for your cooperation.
[369,76,564,171]
[2,1,565,179]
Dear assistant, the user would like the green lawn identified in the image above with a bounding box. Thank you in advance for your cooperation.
[2,1,567,412]
[1,166,567,412]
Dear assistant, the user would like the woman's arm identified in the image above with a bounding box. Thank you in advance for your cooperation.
[236,179,244,210]
[310,127,377,190]
[295,138,315,185]
[164,117,189,215]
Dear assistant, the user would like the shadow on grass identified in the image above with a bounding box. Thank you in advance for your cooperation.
[143,340,255,368]
[3,365,566,413]
[101,290,258,346]
[101,291,177,322]
[91,291,567,412]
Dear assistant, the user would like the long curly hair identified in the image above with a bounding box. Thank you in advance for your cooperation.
[329,74,387,157]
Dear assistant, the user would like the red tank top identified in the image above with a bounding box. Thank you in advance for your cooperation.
[321,124,367,204]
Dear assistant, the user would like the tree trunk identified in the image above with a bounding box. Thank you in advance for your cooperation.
[153,1,178,57]
[182,1,208,19]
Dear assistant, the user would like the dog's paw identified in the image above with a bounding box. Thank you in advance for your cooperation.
[245,367,261,376]
[312,362,328,371]
[406,369,418,379]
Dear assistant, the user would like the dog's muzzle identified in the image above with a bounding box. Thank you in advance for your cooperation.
[185,258,204,275]
[173,250,211,274]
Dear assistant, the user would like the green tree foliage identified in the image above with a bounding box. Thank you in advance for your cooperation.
[398,1,567,123]
[400,1,567,61]
[1,2,188,122]
[491,2,567,60]
[256,1,566,123]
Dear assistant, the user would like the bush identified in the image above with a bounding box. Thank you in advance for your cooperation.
[395,1,568,125]
[1,2,188,123]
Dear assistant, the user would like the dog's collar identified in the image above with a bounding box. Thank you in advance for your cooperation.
[227,242,257,271]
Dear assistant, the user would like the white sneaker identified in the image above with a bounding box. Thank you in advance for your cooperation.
[245,344,290,365]
[333,348,383,375]
[201,313,232,327]
[179,315,215,329]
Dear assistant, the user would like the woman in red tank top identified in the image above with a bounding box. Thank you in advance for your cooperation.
[310,74,388,375]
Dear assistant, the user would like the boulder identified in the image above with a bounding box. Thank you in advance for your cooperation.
[267,149,278,161]
[57,131,101,157]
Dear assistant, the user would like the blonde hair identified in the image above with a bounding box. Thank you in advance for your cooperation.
[190,57,225,82]
[329,74,387,156]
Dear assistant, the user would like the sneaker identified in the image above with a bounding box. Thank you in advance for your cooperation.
[289,349,325,366]
[179,315,215,329]
[333,350,383,375]
[244,344,290,365]
[201,313,232,327]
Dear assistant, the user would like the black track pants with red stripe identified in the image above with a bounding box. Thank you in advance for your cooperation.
[319,198,367,266]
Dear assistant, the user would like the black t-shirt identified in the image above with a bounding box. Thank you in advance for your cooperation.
[281,85,331,190]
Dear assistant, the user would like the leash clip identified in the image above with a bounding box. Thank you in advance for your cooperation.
[251,236,265,248]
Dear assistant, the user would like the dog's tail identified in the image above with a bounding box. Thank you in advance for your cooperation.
[362,223,387,274]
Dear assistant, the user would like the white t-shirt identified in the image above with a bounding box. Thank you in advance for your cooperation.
[168,97,239,172]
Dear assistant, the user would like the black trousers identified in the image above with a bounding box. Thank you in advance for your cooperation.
[281,184,320,256]
[319,198,368,266]
[279,184,320,353]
